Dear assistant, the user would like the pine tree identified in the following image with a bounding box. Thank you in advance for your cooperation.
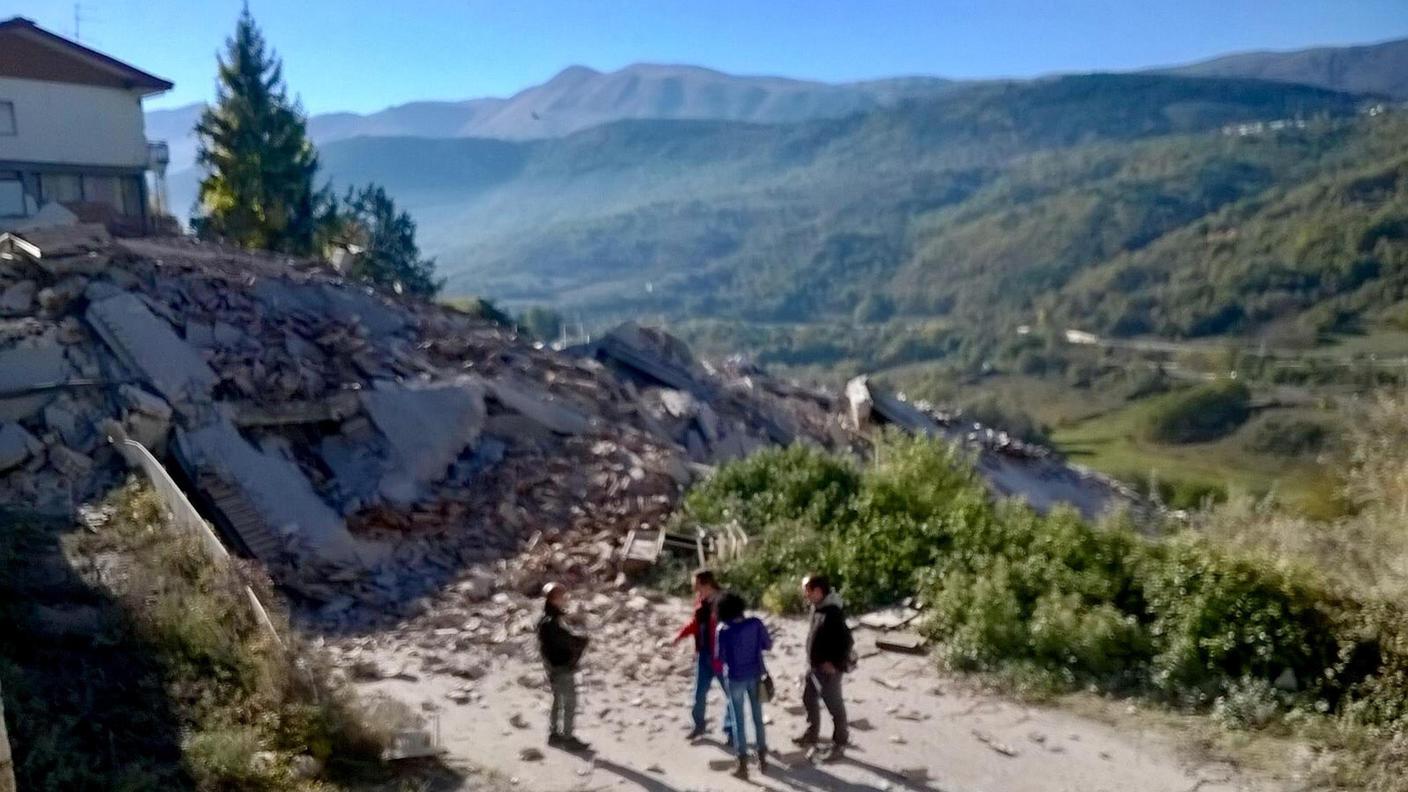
[334,184,443,298]
[194,8,321,255]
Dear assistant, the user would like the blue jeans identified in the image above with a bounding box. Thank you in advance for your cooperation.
[692,653,733,732]
[726,676,766,758]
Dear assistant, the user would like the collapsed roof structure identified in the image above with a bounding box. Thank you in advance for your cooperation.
[0,227,1141,627]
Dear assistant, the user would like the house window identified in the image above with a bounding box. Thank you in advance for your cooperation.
[0,101,14,136]
[82,174,119,208]
[0,172,26,217]
[39,173,83,203]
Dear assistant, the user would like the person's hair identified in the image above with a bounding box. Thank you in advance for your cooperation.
[716,592,746,622]
[802,574,832,596]
[693,568,719,589]
[542,582,566,601]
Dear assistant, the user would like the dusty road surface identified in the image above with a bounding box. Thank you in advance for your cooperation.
[338,594,1269,792]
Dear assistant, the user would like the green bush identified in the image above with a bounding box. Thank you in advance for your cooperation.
[1142,381,1252,443]
[687,434,1408,729]
[1245,416,1331,456]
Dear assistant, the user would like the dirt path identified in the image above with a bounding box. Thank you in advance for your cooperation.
[340,596,1269,792]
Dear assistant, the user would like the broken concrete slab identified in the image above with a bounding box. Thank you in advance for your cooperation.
[847,376,941,436]
[0,342,75,421]
[589,322,707,395]
[177,419,370,567]
[86,292,217,409]
[2,224,112,276]
[0,281,35,316]
[0,422,36,471]
[231,392,360,428]
[484,377,591,436]
[361,377,487,504]
[875,632,928,654]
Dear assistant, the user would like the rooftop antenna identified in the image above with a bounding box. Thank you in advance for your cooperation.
[73,3,82,41]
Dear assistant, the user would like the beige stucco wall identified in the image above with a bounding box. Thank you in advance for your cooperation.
[0,76,149,168]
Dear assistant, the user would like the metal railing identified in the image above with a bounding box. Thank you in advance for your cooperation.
[110,433,284,650]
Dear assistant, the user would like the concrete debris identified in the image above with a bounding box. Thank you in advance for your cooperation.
[86,292,216,409]
[0,422,37,472]
[177,418,370,567]
[0,233,1144,632]
[361,378,486,503]
[875,633,927,654]
[484,377,591,436]
[0,280,35,316]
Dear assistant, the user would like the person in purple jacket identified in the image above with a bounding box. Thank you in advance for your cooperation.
[714,592,773,779]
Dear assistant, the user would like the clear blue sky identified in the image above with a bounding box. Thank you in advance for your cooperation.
[8,0,1408,114]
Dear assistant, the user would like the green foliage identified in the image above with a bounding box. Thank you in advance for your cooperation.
[1142,381,1252,444]
[194,8,323,255]
[1245,416,1330,456]
[517,305,567,341]
[687,435,1408,729]
[443,295,513,325]
[327,183,442,297]
[956,396,1051,444]
[0,482,381,790]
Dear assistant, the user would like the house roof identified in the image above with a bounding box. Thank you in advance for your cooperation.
[0,17,173,95]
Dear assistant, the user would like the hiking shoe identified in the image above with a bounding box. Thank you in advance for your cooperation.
[821,744,846,763]
[685,726,706,741]
[560,736,592,753]
[792,732,819,747]
[547,733,565,747]
[757,751,770,773]
[732,758,749,779]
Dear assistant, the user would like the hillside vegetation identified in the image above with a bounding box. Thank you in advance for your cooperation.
[0,483,412,791]
[308,74,1380,334]
[684,406,1408,788]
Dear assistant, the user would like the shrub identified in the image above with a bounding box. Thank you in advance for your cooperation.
[1245,416,1331,456]
[1213,677,1283,730]
[957,397,1051,444]
[1142,381,1252,443]
[688,432,1408,730]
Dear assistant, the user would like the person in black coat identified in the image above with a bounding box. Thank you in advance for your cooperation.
[793,574,853,761]
[538,582,590,751]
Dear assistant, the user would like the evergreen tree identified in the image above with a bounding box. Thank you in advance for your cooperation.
[333,184,443,298]
[194,8,321,255]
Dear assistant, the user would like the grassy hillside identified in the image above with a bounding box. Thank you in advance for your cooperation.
[0,483,450,791]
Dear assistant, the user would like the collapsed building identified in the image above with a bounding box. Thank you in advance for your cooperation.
[0,225,1141,630]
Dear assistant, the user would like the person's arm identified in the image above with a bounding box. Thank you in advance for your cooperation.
[713,624,728,674]
[673,614,697,645]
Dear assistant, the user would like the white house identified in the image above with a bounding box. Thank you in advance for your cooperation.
[0,17,172,232]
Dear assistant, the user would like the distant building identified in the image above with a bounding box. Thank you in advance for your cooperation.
[0,17,172,232]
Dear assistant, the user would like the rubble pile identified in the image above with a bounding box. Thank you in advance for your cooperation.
[0,226,1141,638]
[0,229,858,622]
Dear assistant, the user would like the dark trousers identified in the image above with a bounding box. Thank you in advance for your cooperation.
[802,668,848,746]
[548,667,577,737]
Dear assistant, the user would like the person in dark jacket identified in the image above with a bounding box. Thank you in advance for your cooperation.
[538,582,590,751]
[714,592,773,779]
[672,568,732,740]
[793,574,853,761]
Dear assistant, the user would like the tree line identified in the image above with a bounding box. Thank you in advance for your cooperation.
[192,9,441,298]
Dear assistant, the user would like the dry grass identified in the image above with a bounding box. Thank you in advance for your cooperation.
[1196,392,1408,601]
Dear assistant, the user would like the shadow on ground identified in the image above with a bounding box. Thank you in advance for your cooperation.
[0,508,193,790]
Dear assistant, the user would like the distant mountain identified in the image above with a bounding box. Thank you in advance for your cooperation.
[1162,37,1408,100]
[149,63,953,182]
[301,74,1382,345]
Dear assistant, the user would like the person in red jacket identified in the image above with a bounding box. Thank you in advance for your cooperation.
[672,568,732,740]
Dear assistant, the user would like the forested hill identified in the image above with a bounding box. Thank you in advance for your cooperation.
[307,72,1405,359]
